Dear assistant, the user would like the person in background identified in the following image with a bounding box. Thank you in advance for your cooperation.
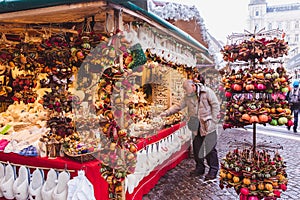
[160,78,220,181]
[287,80,300,133]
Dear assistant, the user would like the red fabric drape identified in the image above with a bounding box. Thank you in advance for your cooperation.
[0,152,108,200]
[136,122,186,151]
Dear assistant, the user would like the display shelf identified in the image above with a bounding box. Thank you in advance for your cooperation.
[220,29,289,199]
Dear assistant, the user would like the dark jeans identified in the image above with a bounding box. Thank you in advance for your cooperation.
[292,107,299,131]
[192,131,219,176]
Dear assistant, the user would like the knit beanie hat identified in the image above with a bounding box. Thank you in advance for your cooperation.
[293,80,299,88]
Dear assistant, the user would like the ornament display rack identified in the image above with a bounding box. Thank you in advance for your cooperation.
[220,28,290,199]
[222,28,290,152]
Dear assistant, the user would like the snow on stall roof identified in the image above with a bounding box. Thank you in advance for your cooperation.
[149,0,204,22]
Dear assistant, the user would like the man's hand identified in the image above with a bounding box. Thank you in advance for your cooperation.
[159,112,167,118]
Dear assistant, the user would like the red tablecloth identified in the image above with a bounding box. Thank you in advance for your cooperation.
[0,122,189,200]
[0,152,108,200]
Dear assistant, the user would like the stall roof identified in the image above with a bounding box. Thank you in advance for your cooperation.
[0,0,210,57]
[110,0,210,55]
[0,1,108,24]
[0,0,97,13]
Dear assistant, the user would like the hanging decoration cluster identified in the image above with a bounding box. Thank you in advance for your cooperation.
[221,65,293,129]
[219,29,289,200]
[221,36,289,62]
[220,148,288,200]
[220,32,292,130]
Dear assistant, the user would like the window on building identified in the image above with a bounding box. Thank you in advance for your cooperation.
[286,22,290,30]
[255,11,259,16]
[278,22,282,29]
[295,34,299,42]
[268,23,272,30]
[295,21,299,29]
[286,34,290,42]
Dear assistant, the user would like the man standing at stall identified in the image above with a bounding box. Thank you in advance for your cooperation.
[160,77,220,181]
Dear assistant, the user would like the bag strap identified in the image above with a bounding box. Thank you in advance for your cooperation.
[196,87,201,116]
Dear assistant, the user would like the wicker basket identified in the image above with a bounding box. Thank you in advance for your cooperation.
[64,150,100,163]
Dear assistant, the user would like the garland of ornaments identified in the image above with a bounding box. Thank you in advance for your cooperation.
[94,44,191,199]
[66,31,146,199]
[94,62,141,200]
[219,29,289,200]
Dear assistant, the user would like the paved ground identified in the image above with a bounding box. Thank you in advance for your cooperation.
[143,125,300,200]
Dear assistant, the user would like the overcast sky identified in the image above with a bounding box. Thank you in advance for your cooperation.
[161,0,300,42]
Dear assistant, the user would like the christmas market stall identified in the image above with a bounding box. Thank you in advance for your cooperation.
[219,28,290,200]
[0,0,213,200]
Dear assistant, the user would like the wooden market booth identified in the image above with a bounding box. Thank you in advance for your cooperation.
[0,1,213,199]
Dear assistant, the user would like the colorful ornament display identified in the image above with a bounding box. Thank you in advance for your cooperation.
[220,36,288,62]
[220,33,292,129]
[220,30,289,199]
[219,148,288,200]
[221,65,290,94]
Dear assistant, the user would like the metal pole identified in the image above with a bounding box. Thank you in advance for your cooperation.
[253,122,256,153]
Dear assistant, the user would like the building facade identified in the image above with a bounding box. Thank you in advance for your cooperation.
[248,0,300,74]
